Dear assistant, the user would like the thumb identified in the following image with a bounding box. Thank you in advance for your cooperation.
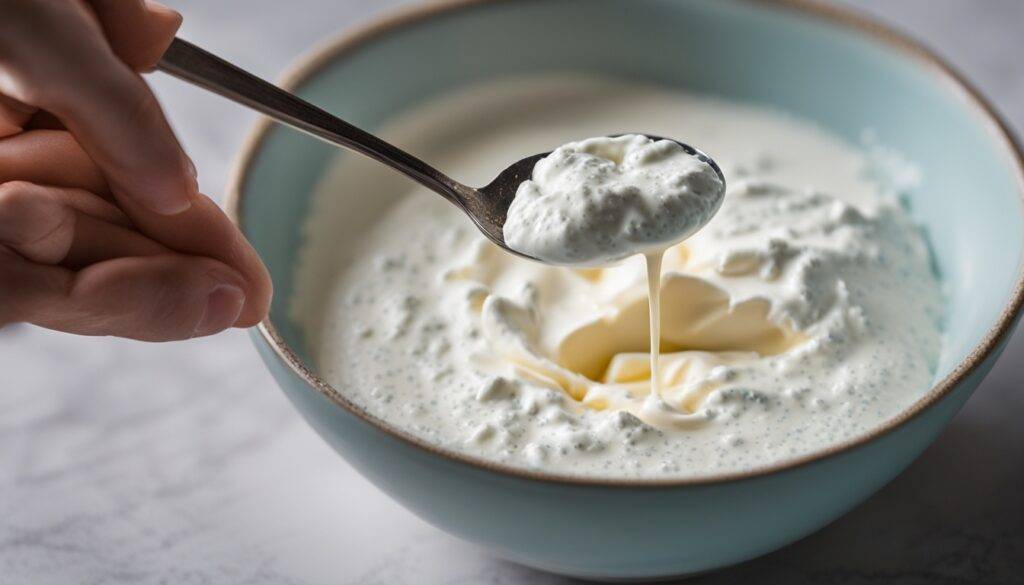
[88,0,183,71]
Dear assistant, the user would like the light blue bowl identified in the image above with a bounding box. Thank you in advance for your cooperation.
[227,0,1024,579]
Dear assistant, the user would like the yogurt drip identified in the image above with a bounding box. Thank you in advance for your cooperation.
[504,135,726,412]
[646,252,662,401]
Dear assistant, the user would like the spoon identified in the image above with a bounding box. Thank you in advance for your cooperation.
[157,38,724,262]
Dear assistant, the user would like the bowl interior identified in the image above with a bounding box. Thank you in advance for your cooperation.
[236,0,1023,393]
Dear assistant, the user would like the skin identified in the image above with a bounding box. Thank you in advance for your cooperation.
[0,0,273,341]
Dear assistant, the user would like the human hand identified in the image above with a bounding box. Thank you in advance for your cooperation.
[0,0,272,341]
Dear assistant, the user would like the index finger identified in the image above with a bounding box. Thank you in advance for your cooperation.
[0,0,194,215]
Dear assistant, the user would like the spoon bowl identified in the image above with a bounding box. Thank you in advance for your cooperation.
[474,135,726,260]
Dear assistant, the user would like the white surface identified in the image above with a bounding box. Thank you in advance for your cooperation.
[1,1,1021,583]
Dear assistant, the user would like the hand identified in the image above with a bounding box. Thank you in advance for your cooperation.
[0,0,272,341]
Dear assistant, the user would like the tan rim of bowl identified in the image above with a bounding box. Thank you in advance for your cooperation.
[225,0,1024,488]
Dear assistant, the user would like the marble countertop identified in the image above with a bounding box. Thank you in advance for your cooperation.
[2,1,1022,583]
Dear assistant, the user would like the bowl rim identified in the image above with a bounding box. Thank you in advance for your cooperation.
[225,0,1024,488]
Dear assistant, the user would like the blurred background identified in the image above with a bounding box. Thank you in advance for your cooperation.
[1,1,1021,583]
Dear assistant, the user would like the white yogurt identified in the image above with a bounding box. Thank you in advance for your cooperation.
[503,134,724,266]
[294,75,945,479]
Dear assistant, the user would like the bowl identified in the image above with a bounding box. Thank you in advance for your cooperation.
[226,0,1024,579]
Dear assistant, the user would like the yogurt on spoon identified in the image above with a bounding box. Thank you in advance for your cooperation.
[503,134,726,422]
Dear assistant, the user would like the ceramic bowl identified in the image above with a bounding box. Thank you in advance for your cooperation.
[226,0,1024,579]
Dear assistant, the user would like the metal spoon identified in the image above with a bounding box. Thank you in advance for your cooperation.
[157,38,724,262]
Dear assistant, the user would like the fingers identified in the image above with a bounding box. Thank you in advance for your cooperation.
[0,1,274,336]
[0,130,110,195]
[66,212,167,269]
[0,250,247,341]
[0,0,195,215]
[0,180,248,340]
[69,255,246,340]
[0,181,164,267]
[114,194,274,327]
[0,133,272,325]
[0,0,182,135]
[88,0,183,71]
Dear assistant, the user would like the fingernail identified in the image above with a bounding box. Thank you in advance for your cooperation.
[146,165,195,214]
[194,284,246,337]
[144,180,193,215]
[147,2,184,28]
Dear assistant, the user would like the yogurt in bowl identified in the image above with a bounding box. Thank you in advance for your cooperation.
[231,0,1024,579]
[295,76,945,479]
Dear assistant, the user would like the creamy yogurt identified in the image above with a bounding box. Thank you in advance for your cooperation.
[503,134,724,266]
[294,75,945,479]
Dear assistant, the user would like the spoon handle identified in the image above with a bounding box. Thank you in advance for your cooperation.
[157,38,468,203]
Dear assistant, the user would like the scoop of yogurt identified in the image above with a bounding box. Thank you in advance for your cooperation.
[502,134,725,266]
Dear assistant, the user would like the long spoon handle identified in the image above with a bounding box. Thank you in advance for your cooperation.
[157,37,467,202]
